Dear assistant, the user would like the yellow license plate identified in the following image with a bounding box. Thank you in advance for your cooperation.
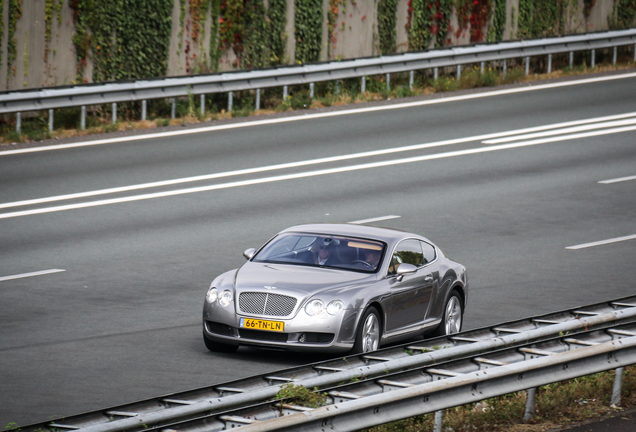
[240,318,284,332]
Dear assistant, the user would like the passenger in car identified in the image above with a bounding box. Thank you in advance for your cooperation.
[316,243,341,266]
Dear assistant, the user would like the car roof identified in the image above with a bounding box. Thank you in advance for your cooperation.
[280,223,423,244]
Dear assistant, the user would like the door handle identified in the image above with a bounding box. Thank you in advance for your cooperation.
[424,275,433,283]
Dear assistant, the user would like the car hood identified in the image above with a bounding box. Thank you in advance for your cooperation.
[235,262,376,299]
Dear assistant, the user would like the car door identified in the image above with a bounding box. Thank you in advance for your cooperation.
[384,239,437,333]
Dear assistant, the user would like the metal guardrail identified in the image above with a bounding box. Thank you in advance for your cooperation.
[11,295,636,432]
[235,331,636,432]
[2,29,636,131]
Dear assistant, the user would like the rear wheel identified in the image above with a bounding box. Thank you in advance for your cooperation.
[434,291,463,336]
[352,306,381,353]
[203,332,239,353]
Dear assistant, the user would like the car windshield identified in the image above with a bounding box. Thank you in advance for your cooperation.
[252,233,387,273]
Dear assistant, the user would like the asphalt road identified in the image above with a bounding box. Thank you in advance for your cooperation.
[1,72,635,428]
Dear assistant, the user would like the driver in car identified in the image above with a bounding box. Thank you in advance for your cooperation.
[362,249,382,269]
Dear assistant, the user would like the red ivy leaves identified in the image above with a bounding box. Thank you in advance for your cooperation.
[456,0,491,42]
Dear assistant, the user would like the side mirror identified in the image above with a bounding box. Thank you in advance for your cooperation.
[396,263,417,282]
[243,248,256,260]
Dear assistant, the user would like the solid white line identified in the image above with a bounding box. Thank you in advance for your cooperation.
[0,269,66,282]
[349,215,401,224]
[566,235,636,250]
[1,123,634,219]
[1,72,635,156]
[3,111,636,211]
[599,175,636,184]
[482,117,636,144]
[0,135,606,220]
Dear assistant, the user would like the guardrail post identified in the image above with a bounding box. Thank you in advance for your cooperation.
[525,56,529,75]
[112,103,117,124]
[591,49,596,68]
[48,109,54,132]
[434,67,438,80]
[524,388,536,420]
[228,92,233,112]
[171,98,176,119]
[613,46,617,65]
[503,59,507,77]
[16,112,21,133]
[141,100,147,121]
[309,83,314,98]
[633,44,636,62]
[361,76,366,92]
[200,94,205,115]
[385,73,390,91]
[547,54,552,73]
[283,85,288,100]
[409,71,414,91]
[336,80,341,95]
[255,89,261,110]
[433,410,444,432]
[611,367,624,406]
[456,65,461,80]
[81,105,86,130]
[480,61,485,73]
[569,51,574,69]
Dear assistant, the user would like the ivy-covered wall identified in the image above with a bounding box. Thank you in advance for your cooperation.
[0,0,633,92]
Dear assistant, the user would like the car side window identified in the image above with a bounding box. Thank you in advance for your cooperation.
[388,239,424,275]
[420,241,436,264]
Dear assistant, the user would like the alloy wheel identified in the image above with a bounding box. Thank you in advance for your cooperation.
[444,295,462,335]
[362,312,380,352]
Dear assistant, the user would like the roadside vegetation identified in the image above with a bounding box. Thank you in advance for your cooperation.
[1,50,635,145]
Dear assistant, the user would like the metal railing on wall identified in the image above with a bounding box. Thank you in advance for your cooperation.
[2,28,636,133]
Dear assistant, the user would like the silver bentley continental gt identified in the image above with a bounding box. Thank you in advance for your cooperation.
[202,224,467,353]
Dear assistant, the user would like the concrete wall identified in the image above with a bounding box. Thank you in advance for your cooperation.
[0,0,625,92]
[2,0,77,91]
[327,0,379,60]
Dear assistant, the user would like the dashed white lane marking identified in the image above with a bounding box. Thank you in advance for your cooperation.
[0,269,66,282]
[599,175,636,184]
[349,215,401,224]
[566,235,636,250]
[482,117,636,144]
[482,125,636,147]
[0,72,635,156]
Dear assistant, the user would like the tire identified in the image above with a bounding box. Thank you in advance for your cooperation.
[434,291,463,336]
[203,331,239,353]
[352,306,381,353]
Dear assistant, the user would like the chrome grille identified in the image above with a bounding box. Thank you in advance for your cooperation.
[238,292,297,317]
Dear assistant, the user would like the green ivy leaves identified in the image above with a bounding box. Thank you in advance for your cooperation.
[378,0,397,54]
[71,0,173,82]
[295,0,322,64]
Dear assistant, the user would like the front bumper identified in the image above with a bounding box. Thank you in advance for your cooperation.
[203,305,360,353]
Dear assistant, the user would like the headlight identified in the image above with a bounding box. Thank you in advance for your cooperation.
[219,290,233,307]
[305,299,324,316]
[326,300,345,315]
[206,287,218,304]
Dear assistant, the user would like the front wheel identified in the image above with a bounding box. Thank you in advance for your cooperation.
[352,306,381,353]
[434,291,463,336]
